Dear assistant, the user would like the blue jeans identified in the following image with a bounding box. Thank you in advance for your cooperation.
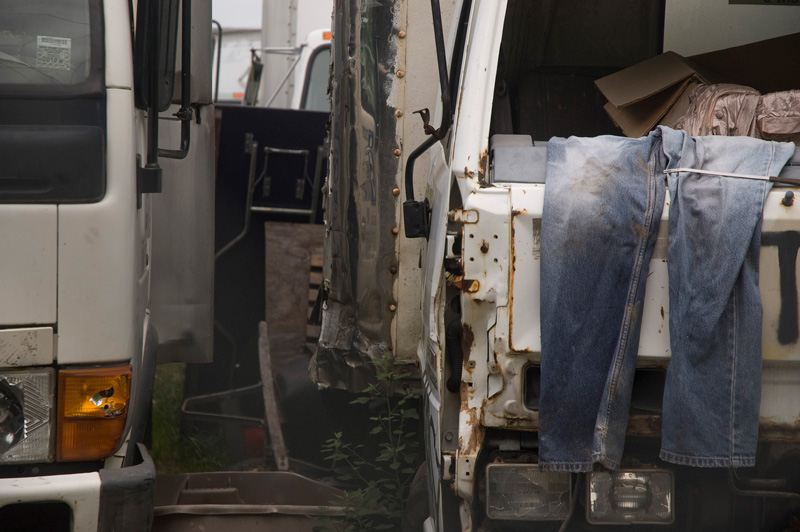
[538,127,795,471]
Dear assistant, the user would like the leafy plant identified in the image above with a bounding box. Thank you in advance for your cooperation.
[317,354,422,531]
[150,363,226,473]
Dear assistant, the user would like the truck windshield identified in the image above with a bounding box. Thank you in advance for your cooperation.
[302,45,330,112]
[0,0,96,89]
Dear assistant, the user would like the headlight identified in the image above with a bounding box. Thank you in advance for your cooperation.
[486,464,572,520]
[57,366,131,462]
[0,369,55,464]
[588,469,674,524]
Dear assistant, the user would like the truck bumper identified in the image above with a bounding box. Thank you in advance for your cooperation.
[0,443,155,532]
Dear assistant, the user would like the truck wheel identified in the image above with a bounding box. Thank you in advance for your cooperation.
[402,461,430,532]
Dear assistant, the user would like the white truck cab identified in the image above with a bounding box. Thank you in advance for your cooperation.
[0,1,214,530]
[320,0,800,530]
[414,1,800,531]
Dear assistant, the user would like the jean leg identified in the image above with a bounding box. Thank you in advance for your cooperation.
[659,129,795,466]
[539,133,665,471]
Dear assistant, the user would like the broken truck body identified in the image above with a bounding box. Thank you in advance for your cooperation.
[319,0,800,531]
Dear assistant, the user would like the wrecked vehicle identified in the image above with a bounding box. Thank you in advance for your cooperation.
[318,0,800,530]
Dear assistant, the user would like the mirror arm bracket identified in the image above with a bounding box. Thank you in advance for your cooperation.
[159,0,193,160]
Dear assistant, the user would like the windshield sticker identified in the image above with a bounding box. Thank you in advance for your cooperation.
[36,36,71,70]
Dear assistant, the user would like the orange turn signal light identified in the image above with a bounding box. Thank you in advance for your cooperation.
[57,366,131,462]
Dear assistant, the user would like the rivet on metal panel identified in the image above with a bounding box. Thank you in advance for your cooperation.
[467,361,476,369]
[395,110,403,118]
[394,148,402,157]
[390,266,398,274]
[396,70,405,78]
[392,187,400,196]
[389,304,397,312]
[392,227,399,235]
[398,30,407,39]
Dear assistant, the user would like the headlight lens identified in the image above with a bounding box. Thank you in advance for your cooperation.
[486,464,572,520]
[0,369,55,464]
[57,366,131,462]
[0,379,24,452]
[588,469,674,524]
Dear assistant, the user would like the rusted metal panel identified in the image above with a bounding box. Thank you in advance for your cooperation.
[450,209,479,224]
[463,177,800,440]
[312,0,404,391]
[313,0,458,392]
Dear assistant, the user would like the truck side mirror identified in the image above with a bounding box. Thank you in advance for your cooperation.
[133,0,180,111]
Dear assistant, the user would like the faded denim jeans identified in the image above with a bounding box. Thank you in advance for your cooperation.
[538,126,795,471]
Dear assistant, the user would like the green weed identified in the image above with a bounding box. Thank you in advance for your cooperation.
[150,363,226,473]
[316,354,422,531]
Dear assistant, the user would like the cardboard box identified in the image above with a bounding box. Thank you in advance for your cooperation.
[595,33,800,138]
[690,32,800,95]
[595,52,712,138]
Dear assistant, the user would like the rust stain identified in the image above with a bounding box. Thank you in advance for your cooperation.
[459,380,485,454]
[461,324,475,371]
[478,148,488,177]
[510,209,527,217]
[509,221,517,345]
[480,240,489,253]
[451,209,479,224]
[447,275,480,293]
[464,166,475,179]
[460,381,471,407]
[660,306,665,320]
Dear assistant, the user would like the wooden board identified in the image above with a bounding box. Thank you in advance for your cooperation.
[264,222,325,373]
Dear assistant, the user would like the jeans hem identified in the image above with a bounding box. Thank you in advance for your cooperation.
[539,461,593,473]
[591,453,620,470]
[659,449,755,468]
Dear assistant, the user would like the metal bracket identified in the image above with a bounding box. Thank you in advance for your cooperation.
[403,198,431,239]
[414,108,446,140]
